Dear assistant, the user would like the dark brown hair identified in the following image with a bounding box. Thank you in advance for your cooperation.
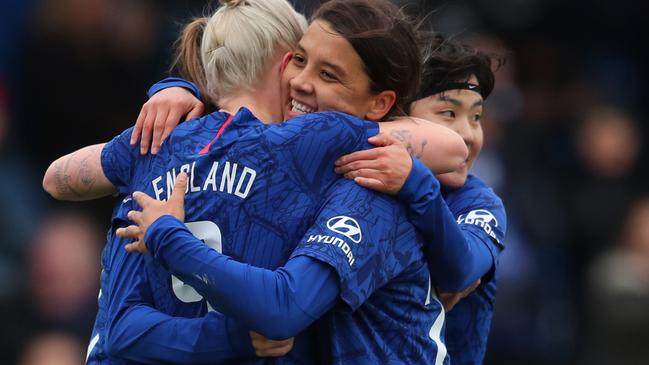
[312,0,422,118]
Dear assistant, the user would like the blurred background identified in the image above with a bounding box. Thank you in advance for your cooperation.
[0,0,647,364]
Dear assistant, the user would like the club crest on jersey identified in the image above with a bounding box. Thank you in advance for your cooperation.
[457,209,500,243]
[326,216,362,243]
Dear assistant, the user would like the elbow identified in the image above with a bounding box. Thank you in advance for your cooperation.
[42,163,62,199]
[435,256,477,293]
[254,313,303,340]
[445,133,469,174]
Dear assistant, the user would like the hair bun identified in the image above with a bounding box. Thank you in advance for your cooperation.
[220,0,246,7]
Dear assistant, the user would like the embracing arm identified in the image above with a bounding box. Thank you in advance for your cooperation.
[399,159,493,292]
[141,217,339,340]
[42,143,117,201]
[102,245,255,363]
[380,117,467,174]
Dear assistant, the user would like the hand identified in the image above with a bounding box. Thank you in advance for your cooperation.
[117,172,188,254]
[439,279,481,312]
[334,133,412,194]
[250,331,294,357]
[131,87,205,155]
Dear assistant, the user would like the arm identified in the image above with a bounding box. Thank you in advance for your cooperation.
[380,117,468,174]
[141,218,339,340]
[102,234,255,363]
[398,160,501,292]
[42,143,117,201]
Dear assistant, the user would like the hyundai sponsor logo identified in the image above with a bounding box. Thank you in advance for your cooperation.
[326,216,362,243]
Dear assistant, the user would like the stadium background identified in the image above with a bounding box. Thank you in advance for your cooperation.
[1,0,648,364]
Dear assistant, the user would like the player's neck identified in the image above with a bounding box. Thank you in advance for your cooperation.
[220,95,273,124]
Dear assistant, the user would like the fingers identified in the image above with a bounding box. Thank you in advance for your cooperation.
[131,109,146,145]
[115,225,142,240]
[124,240,150,255]
[141,109,169,155]
[131,191,155,209]
[368,132,401,147]
[250,332,294,357]
[335,149,379,167]
[353,176,388,191]
[335,158,385,175]
[127,210,143,225]
[169,172,188,208]
[185,103,205,121]
[439,292,462,312]
[257,343,294,357]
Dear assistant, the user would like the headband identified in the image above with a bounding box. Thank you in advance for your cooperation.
[419,82,484,99]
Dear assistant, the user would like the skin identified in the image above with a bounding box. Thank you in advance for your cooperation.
[282,20,395,122]
[408,75,485,188]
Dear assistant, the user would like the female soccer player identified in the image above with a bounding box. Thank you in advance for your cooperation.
[335,35,507,364]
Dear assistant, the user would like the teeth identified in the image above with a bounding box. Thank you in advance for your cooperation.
[291,100,314,114]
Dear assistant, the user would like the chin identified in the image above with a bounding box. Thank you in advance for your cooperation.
[437,172,468,189]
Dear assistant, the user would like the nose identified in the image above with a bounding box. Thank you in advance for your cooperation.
[456,118,474,147]
[289,68,314,96]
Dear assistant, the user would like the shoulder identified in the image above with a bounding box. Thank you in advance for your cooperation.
[449,175,504,210]
[271,112,377,137]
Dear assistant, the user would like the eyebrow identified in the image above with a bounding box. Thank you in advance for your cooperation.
[437,95,484,108]
[295,43,348,79]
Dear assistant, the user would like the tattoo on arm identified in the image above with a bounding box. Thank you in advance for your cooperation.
[389,129,427,159]
[53,145,101,198]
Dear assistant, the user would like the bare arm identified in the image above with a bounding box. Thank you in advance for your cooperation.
[379,117,467,174]
[43,143,117,201]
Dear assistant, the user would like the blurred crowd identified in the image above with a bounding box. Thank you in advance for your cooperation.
[0,0,647,364]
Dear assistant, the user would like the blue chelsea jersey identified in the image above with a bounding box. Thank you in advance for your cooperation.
[91,107,382,364]
[442,174,507,365]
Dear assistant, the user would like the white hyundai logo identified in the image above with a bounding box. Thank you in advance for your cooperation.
[326,216,362,243]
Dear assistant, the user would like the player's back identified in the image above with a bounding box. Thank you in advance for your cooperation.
[124,108,380,363]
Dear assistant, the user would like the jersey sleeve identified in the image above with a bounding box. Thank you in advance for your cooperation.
[147,77,201,100]
[100,127,138,193]
[398,158,494,292]
[290,178,423,311]
[450,179,507,282]
[143,215,340,340]
[101,233,254,363]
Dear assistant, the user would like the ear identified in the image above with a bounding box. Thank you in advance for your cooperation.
[364,90,397,121]
[280,52,293,75]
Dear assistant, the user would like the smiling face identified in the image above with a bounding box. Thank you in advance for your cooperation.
[409,75,485,188]
[281,20,387,121]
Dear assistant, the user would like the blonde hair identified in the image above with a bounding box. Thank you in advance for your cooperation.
[174,0,307,104]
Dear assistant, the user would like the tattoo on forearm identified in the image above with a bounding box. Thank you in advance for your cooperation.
[390,129,426,159]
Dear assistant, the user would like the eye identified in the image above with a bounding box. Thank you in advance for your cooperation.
[292,54,306,67]
[473,113,482,123]
[438,110,455,119]
[320,70,338,82]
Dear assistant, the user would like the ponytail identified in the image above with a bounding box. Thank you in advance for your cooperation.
[171,17,211,106]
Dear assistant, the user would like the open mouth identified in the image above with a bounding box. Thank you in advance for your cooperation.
[290,99,315,114]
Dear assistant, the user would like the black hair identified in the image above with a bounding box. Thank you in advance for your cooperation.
[415,32,503,104]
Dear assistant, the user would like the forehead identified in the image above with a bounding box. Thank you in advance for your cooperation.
[298,20,366,73]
